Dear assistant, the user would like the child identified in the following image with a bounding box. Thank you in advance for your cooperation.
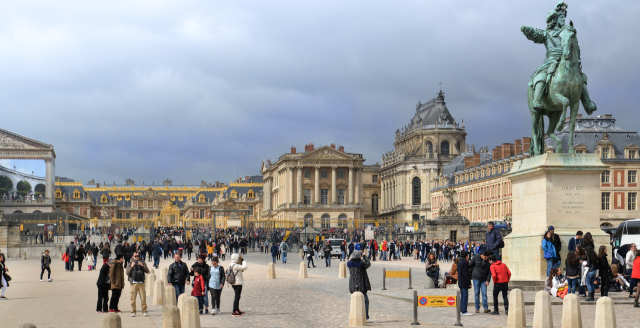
[489,255,511,315]
[40,250,52,282]
[545,267,568,298]
[87,250,94,271]
[191,267,206,314]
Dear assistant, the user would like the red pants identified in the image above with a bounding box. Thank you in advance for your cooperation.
[103,258,109,264]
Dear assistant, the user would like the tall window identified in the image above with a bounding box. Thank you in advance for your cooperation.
[629,171,637,183]
[441,140,450,155]
[304,214,313,227]
[74,206,80,215]
[200,209,205,219]
[321,214,330,228]
[628,192,637,210]
[304,169,310,179]
[601,171,610,183]
[412,177,421,205]
[338,214,347,228]
[249,205,254,215]
[338,169,345,179]
[372,175,378,183]
[125,213,130,219]
[601,192,610,210]
[321,169,328,179]
[601,148,610,159]
[320,189,328,204]
[412,214,419,221]
[372,194,379,212]
[629,150,637,159]
[117,213,122,219]
[426,141,433,153]
[337,189,345,204]
[303,189,311,204]
[138,212,143,219]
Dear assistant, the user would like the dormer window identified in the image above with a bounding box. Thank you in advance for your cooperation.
[101,195,107,203]
[199,194,206,203]
[601,148,610,159]
[73,189,80,199]
[55,189,62,198]
[248,189,254,198]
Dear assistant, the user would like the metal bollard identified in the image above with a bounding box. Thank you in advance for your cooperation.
[411,290,420,325]
[382,268,386,290]
[454,290,462,326]
[408,268,412,289]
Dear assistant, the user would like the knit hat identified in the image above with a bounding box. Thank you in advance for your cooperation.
[351,250,362,260]
[548,226,555,231]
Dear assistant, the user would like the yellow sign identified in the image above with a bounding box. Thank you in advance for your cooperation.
[414,223,419,230]
[385,271,410,278]
[375,222,379,227]
[316,236,319,242]
[417,295,457,307]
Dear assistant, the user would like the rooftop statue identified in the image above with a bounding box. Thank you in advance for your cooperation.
[521,1,597,155]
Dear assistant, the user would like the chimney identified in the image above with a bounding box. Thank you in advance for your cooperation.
[330,143,336,149]
[493,146,502,160]
[522,137,531,153]
[245,175,250,182]
[291,146,296,154]
[309,143,314,151]
[473,153,481,167]
[464,155,475,169]
[501,143,514,159]
[515,139,522,154]
[97,183,100,188]
[338,145,344,152]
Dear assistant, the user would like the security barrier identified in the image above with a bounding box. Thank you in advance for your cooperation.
[382,267,412,290]
[410,290,461,326]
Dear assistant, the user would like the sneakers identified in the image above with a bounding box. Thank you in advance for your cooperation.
[232,312,243,317]
[109,310,115,313]
[40,279,44,282]
[96,311,103,314]
[204,309,209,314]
[48,279,52,282]
[114,309,122,313]
[490,311,500,315]
[462,312,473,316]
[143,313,148,317]
[131,313,136,317]
[366,318,375,323]
[217,309,221,315]
[475,309,479,313]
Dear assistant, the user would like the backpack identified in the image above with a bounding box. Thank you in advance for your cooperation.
[132,264,146,282]
[225,264,236,285]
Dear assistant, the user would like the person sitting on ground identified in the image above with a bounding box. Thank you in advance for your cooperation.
[611,263,630,292]
[545,267,568,298]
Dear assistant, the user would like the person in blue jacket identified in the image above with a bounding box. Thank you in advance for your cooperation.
[542,230,558,276]
[485,222,503,260]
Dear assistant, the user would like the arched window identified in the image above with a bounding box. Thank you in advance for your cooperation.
[73,189,81,198]
[199,194,206,203]
[101,195,107,203]
[338,214,347,228]
[456,140,461,152]
[35,184,45,198]
[230,190,238,198]
[137,212,143,219]
[247,189,254,198]
[55,188,62,198]
[371,193,379,212]
[412,177,421,205]
[304,213,313,227]
[441,140,450,155]
[412,213,419,221]
[321,214,330,228]
[425,141,433,154]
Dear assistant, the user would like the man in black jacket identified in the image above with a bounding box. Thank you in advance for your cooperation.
[66,242,77,271]
[347,251,373,323]
[457,250,472,316]
[167,253,190,302]
[469,251,492,313]
[151,241,162,269]
[548,226,562,262]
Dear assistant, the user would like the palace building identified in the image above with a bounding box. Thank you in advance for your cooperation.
[430,114,640,228]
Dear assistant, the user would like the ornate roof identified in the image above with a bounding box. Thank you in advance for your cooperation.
[395,90,464,141]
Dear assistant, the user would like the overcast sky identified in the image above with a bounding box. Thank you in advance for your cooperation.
[1,1,638,185]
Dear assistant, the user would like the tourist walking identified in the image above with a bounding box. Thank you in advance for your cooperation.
[347,251,373,323]
[102,244,111,265]
[0,254,9,299]
[469,250,492,313]
[489,255,511,315]
[485,222,503,260]
[279,241,288,264]
[458,251,472,316]
[167,253,190,302]
[109,255,125,313]
[192,267,206,314]
[209,257,225,315]
[76,244,85,271]
[96,260,111,313]
[229,253,247,316]
[190,255,210,314]
[66,241,77,271]
[126,252,149,317]
[151,241,161,269]
[425,252,440,288]
[40,250,52,282]
[584,246,598,301]
[270,243,278,264]
[626,244,636,297]
[324,242,332,267]
[307,247,316,268]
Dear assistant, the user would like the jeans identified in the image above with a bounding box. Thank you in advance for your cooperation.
[68,259,75,271]
[308,257,315,267]
[153,256,160,268]
[493,283,509,312]
[546,258,560,276]
[232,285,243,313]
[460,288,470,314]
[363,292,370,319]
[473,279,488,310]
[40,266,51,279]
[282,251,287,263]
[567,277,580,294]
[173,284,185,303]
[326,255,331,267]
[196,295,204,311]
[492,251,501,261]
[203,287,209,308]
[586,270,597,293]
[341,251,346,261]
[272,255,277,263]
[427,270,440,285]
[140,253,146,261]
[209,288,222,309]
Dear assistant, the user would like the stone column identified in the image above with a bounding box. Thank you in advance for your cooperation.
[331,166,337,204]
[348,167,354,204]
[314,166,320,204]
[289,168,294,204]
[297,166,303,204]
[354,168,360,205]
[265,178,271,211]
[45,158,54,200]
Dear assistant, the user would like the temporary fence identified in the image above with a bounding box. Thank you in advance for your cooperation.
[382,267,412,290]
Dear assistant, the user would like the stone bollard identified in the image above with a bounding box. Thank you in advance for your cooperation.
[22,252,27,260]
[507,288,526,328]
[338,262,347,279]
[103,313,122,328]
[165,285,177,307]
[19,324,37,328]
[182,296,201,328]
[162,305,181,328]
[533,290,553,328]
[594,297,616,328]
[267,262,276,279]
[300,249,304,258]
[561,294,582,328]
[424,276,435,288]
[299,262,308,279]
[348,291,367,326]
[177,293,188,315]
[147,273,156,297]
[153,279,165,305]
[162,267,169,281]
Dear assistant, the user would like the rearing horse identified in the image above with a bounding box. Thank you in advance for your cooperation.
[528,27,583,156]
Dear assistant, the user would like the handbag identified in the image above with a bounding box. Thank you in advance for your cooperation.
[4,273,11,282]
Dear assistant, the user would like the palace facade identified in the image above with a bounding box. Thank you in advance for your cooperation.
[430,114,640,228]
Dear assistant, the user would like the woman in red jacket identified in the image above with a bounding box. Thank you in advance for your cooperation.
[632,250,640,307]
[489,255,511,315]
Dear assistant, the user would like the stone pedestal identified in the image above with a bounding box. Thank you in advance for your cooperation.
[503,154,610,281]
[561,294,582,328]
[594,297,616,328]
[507,289,526,328]
[299,262,308,279]
[103,313,122,328]
[165,286,177,307]
[338,262,347,279]
[349,291,367,326]
[533,290,553,328]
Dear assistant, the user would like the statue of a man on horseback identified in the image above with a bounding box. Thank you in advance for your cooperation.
[521,1,598,156]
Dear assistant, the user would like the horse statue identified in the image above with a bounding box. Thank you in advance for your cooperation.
[522,1,597,156]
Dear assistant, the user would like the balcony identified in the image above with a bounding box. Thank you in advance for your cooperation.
[0,199,54,206]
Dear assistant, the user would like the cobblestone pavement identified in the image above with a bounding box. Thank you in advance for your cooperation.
[1,251,638,327]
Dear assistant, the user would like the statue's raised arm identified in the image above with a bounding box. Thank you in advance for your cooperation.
[520,25,546,44]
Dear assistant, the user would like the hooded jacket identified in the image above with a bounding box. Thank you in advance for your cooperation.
[490,260,511,284]
[347,256,371,293]
[230,253,247,285]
